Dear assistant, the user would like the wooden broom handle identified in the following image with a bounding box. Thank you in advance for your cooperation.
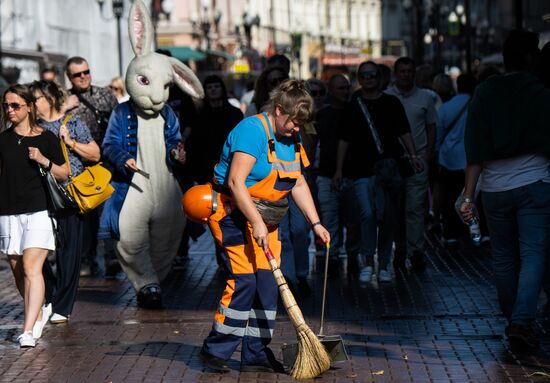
[264,247,275,261]
[264,247,280,273]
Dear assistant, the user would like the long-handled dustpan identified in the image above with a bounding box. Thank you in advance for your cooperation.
[282,242,349,366]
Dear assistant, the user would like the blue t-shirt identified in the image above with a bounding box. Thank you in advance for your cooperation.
[214,113,297,187]
[437,94,470,171]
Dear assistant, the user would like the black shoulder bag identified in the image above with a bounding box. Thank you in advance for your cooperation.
[39,116,79,213]
[39,164,78,213]
[356,97,414,184]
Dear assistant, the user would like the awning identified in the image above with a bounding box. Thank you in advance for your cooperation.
[158,46,206,62]
[322,54,366,66]
[205,49,236,61]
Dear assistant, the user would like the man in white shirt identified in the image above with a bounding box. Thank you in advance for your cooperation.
[385,57,437,273]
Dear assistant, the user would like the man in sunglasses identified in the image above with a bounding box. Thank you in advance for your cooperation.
[65,56,119,278]
[385,57,437,274]
[65,57,118,146]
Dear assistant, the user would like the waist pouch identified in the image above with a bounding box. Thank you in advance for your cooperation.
[374,158,405,190]
[252,198,289,226]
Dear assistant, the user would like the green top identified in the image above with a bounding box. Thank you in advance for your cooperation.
[465,72,550,164]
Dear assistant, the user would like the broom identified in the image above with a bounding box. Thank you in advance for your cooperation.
[264,247,331,379]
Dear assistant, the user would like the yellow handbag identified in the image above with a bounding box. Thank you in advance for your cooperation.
[60,115,114,214]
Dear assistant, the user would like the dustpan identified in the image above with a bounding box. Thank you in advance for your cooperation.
[282,242,349,366]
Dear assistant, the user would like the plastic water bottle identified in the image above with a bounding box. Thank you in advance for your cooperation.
[467,217,482,247]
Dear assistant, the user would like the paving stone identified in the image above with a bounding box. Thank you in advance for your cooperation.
[0,232,548,381]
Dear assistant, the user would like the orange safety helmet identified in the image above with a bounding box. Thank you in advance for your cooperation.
[182,183,216,223]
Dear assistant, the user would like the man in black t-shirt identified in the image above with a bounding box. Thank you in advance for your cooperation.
[334,61,422,284]
[187,75,243,184]
[315,74,360,275]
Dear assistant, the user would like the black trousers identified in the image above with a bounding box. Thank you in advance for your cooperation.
[53,212,84,316]
[81,208,99,268]
[82,207,118,269]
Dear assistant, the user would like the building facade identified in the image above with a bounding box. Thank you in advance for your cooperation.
[154,0,387,79]
[0,0,134,86]
[246,0,384,79]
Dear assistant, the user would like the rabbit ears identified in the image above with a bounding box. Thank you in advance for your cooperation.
[128,0,154,56]
[128,0,204,99]
[169,56,205,99]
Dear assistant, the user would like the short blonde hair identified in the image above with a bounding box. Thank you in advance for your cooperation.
[110,76,127,96]
[262,79,314,123]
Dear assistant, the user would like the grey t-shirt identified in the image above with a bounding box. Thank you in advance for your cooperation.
[481,154,550,192]
[385,86,437,155]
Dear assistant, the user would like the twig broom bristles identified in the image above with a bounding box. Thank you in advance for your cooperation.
[264,248,331,379]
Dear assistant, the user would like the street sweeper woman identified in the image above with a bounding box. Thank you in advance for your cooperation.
[198,79,330,374]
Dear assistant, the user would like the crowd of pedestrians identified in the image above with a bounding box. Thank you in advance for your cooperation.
[0,28,549,360]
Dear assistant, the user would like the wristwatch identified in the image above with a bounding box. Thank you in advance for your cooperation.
[462,197,473,203]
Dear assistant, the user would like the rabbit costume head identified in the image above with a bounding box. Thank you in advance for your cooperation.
[126,0,204,115]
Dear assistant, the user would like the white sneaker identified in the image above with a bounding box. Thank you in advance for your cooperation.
[359,266,374,283]
[50,313,68,324]
[378,269,393,283]
[32,317,46,339]
[43,303,52,320]
[32,304,52,339]
[17,331,35,348]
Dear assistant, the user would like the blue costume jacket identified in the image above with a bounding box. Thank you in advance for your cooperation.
[99,101,182,240]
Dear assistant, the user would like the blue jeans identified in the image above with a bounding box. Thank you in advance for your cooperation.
[280,195,310,284]
[353,178,377,267]
[482,181,550,324]
[316,176,360,259]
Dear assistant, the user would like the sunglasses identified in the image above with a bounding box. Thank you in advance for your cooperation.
[359,70,378,79]
[310,89,326,97]
[71,69,90,79]
[3,102,24,111]
[269,77,286,87]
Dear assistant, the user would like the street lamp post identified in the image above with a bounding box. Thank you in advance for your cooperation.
[0,0,3,75]
[454,2,471,73]
[515,0,523,28]
[402,0,424,64]
[428,1,443,72]
[414,0,424,64]
[97,0,125,77]
[462,0,472,73]
[113,0,124,77]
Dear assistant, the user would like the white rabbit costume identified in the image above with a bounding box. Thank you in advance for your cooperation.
[99,1,203,307]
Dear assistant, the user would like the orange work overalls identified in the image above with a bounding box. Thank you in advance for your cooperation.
[203,113,309,363]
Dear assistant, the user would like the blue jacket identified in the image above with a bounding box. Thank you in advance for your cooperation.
[99,101,182,240]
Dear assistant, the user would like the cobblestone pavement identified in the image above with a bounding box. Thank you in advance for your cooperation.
[0,231,549,382]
